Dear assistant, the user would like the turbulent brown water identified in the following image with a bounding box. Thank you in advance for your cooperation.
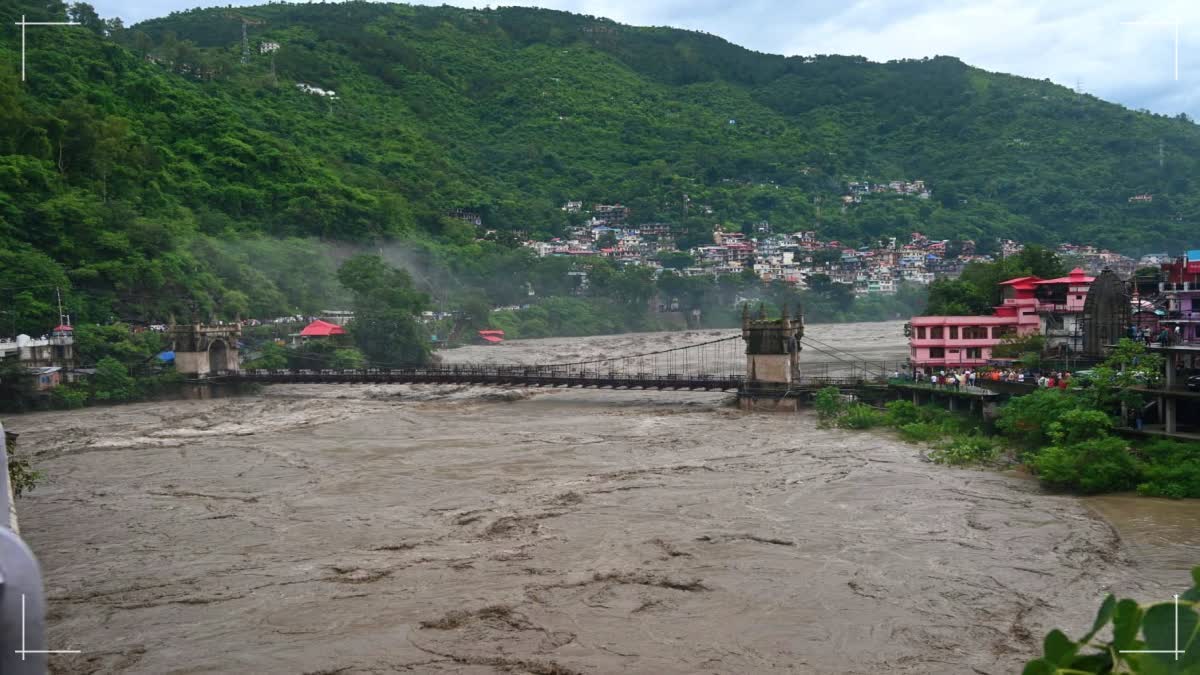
[9,321,1196,674]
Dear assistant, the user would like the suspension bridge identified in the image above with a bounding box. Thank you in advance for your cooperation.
[220,330,907,397]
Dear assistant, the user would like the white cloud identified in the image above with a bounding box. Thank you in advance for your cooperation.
[92,0,1200,118]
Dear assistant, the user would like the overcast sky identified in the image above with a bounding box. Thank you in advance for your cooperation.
[90,0,1200,119]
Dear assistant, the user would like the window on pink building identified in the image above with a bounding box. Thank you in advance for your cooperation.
[966,348,982,359]
[930,347,945,358]
[949,326,959,339]
[993,325,1015,338]
[930,327,944,339]
[963,326,988,339]
[917,326,926,339]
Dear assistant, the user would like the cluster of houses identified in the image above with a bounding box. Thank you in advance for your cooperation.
[523,205,1143,300]
[1055,243,1139,278]
[842,179,931,204]
[908,250,1200,370]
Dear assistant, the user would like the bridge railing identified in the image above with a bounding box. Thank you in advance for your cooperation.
[0,420,48,674]
[794,361,909,383]
[226,366,746,390]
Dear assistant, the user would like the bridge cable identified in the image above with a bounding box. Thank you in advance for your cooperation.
[799,336,890,379]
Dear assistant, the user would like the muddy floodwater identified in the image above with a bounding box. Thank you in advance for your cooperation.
[10,321,1197,674]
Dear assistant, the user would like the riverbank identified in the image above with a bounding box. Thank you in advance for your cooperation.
[6,324,1191,673]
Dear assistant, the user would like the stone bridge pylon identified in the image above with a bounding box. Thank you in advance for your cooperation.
[739,304,804,411]
[168,323,241,378]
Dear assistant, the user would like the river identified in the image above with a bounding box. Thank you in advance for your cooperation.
[9,321,1197,674]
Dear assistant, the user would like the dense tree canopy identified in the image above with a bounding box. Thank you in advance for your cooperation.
[925,246,1067,315]
[1,1,1198,335]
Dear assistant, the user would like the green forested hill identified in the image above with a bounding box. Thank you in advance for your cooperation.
[2,0,1198,333]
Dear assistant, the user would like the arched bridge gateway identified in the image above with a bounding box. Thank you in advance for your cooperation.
[214,309,926,408]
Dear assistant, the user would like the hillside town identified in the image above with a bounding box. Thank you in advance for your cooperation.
[521,199,1144,297]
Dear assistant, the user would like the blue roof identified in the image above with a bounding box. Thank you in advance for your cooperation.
[1187,249,1200,262]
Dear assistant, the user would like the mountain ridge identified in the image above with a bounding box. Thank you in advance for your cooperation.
[0,1,1197,331]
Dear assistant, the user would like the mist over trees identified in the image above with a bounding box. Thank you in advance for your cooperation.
[1,1,1197,338]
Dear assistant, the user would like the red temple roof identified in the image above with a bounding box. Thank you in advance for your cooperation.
[299,320,347,337]
[1034,268,1094,285]
[478,329,505,343]
[997,276,1042,290]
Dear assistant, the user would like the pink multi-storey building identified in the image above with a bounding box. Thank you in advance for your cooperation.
[908,269,1095,370]
[1161,252,1200,344]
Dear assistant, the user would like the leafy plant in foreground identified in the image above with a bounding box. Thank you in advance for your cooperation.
[4,433,42,498]
[1024,566,1200,674]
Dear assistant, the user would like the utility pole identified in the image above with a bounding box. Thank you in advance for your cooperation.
[55,286,65,326]
[13,15,80,82]
[222,12,263,66]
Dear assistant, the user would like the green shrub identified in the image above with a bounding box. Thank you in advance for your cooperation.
[884,400,922,427]
[898,422,944,443]
[839,404,884,429]
[136,370,183,397]
[1032,436,1141,494]
[1047,409,1113,446]
[1135,440,1200,499]
[996,388,1084,449]
[246,342,289,369]
[330,348,366,369]
[813,387,844,426]
[930,433,1000,465]
[92,356,138,402]
[51,384,88,409]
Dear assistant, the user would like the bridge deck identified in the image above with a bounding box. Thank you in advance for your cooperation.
[224,369,746,391]
[220,368,893,393]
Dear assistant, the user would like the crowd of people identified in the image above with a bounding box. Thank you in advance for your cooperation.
[1130,324,1184,346]
[896,368,1073,390]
